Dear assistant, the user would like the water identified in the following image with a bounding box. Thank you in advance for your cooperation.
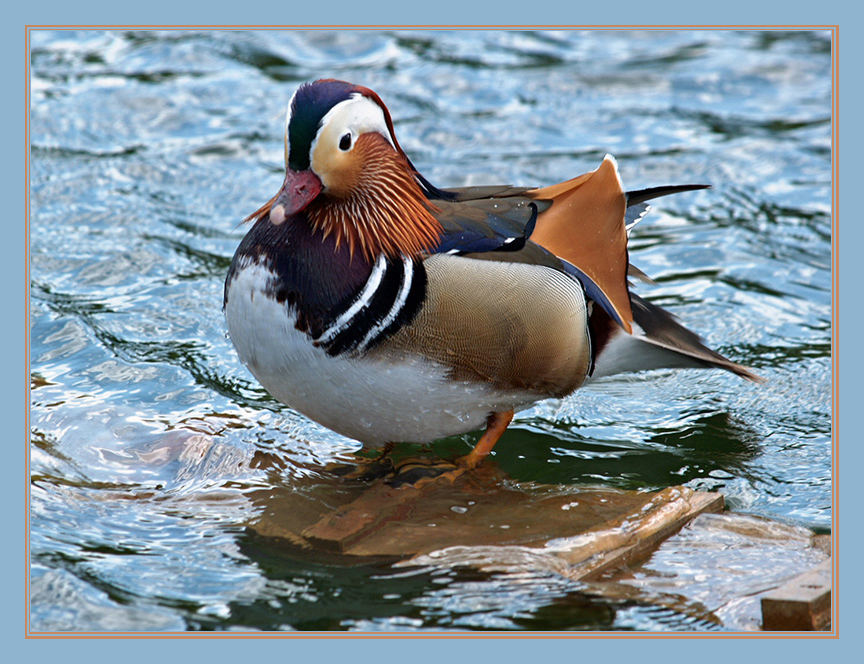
[29,29,832,632]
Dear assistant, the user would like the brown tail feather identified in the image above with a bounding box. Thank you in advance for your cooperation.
[528,155,633,333]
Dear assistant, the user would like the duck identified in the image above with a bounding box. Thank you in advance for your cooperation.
[224,78,759,477]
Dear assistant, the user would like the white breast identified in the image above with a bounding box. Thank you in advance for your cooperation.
[224,259,541,445]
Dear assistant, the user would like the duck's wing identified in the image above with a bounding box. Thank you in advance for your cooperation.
[421,159,757,382]
[429,192,627,332]
[427,156,632,331]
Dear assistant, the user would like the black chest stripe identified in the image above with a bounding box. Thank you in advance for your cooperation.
[314,255,426,357]
[314,254,388,345]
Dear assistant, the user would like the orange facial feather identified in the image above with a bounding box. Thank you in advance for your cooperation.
[306,133,442,261]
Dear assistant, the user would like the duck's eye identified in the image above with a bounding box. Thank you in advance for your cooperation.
[339,132,352,151]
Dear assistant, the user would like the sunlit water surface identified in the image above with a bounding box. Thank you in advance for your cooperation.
[29,29,831,632]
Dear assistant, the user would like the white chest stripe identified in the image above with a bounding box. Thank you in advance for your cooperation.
[315,253,387,344]
[357,256,413,352]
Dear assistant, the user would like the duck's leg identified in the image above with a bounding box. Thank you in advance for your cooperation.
[458,410,514,469]
[387,410,514,488]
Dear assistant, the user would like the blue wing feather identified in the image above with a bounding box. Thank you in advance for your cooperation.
[432,201,539,255]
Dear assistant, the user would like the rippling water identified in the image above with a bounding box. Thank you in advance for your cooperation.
[29,29,832,632]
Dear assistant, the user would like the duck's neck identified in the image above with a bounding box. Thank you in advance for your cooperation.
[305,135,443,261]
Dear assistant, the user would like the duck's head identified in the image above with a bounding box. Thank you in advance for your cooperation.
[257,79,442,260]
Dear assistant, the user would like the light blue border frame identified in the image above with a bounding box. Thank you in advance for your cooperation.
[8,0,856,659]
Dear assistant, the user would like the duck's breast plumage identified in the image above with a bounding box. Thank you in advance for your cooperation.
[225,245,591,445]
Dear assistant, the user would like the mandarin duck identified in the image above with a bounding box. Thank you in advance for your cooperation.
[224,79,758,476]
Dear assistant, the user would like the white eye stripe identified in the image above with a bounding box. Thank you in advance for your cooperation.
[309,93,396,165]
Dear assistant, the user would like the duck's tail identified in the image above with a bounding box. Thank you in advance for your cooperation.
[590,293,762,381]
[528,155,760,382]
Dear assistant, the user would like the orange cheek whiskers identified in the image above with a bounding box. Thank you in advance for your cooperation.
[308,143,442,262]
